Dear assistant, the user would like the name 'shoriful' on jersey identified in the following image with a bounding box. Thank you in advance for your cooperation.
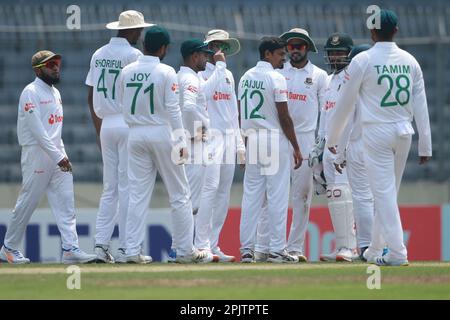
[85,37,142,119]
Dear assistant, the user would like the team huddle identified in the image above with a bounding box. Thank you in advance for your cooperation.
[0,9,431,266]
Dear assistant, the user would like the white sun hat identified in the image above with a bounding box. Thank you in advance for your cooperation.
[204,29,240,56]
[280,28,318,53]
[106,10,154,30]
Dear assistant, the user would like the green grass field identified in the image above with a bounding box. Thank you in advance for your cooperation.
[1,262,449,299]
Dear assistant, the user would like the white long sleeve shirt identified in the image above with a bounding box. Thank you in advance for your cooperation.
[178,61,226,138]
[198,62,245,152]
[85,37,142,119]
[238,61,288,132]
[17,77,66,164]
[327,42,432,157]
[117,56,186,143]
[278,61,327,134]
[317,71,348,141]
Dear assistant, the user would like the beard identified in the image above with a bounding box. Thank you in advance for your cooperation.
[197,61,206,72]
[289,51,307,64]
[39,72,60,85]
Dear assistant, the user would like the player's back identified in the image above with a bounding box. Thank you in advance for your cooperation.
[120,56,179,129]
[238,61,287,132]
[86,37,142,118]
[354,42,423,124]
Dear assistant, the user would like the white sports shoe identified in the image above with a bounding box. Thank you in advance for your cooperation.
[240,249,255,263]
[320,250,337,262]
[167,249,177,263]
[375,256,409,266]
[267,250,299,264]
[212,247,235,262]
[126,254,153,264]
[61,247,97,264]
[254,251,269,262]
[336,247,358,262]
[94,245,115,264]
[176,249,218,264]
[363,248,378,264]
[114,248,127,263]
[288,251,308,262]
[0,245,30,264]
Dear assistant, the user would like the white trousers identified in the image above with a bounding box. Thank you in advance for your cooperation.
[95,116,129,249]
[323,144,356,250]
[346,138,374,249]
[185,140,207,212]
[240,133,290,253]
[4,145,79,250]
[287,131,315,253]
[363,123,410,260]
[194,136,235,251]
[323,147,349,186]
[126,126,194,257]
[255,131,314,254]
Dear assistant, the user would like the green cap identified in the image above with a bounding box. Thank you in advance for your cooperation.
[31,50,61,68]
[379,9,398,33]
[144,25,170,52]
[180,39,214,58]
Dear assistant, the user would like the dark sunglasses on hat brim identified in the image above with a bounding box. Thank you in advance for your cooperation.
[33,58,61,69]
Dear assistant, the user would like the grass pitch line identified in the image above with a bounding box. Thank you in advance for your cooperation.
[1,261,449,275]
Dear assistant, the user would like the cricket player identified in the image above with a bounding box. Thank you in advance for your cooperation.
[194,29,245,262]
[85,10,153,263]
[333,44,376,260]
[326,9,432,266]
[0,51,96,264]
[311,32,358,262]
[239,37,302,263]
[177,39,226,217]
[117,26,214,264]
[254,28,327,262]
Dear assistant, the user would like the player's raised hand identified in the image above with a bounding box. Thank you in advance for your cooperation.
[293,148,303,170]
[213,49,226,63]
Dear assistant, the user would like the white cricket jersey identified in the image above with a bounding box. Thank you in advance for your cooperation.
[327,42,432,156]
[177,61,226,138]
[198,62,245,152]
[85,37,142,120]
[278,61,327,133]
[336,97,364,151]
[117,56,185,134]
[238,61,288,132]
[17,77,66,163]
[317,71,348,140]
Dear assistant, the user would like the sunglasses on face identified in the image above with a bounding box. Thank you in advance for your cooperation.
[287,43,307,51]
[33,59,61,69]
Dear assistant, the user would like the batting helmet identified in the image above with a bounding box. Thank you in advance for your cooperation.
[324,32,353,70]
